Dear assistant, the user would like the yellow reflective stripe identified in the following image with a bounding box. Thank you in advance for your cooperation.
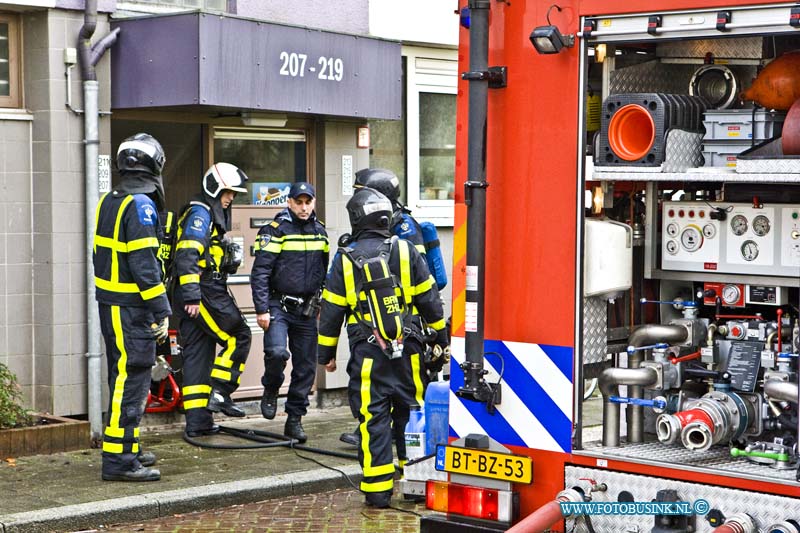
[183,398,208,409]
[103,441,123,454]
[127,237,159,251]
[364,462,395,477]
[93,193,107,254]
[360,479,394,492]
[182,384,212,395]
[95,277,139,293]
[211,368,232,381]
[94,235,128,252]
[132,442,140,454]
[415,243,426,254]
[140,283,166,300]
[264,242,283,253]
[318,334,338,347]
[322,289,347,307]
[180,274,200,285]
[134,427,140,437]
[214,357,234,369]
[359,357,375,475]
[343,256,356,308]
[399,240,412,305]
[347,315,358,325]
[109,306,128,434]
[428,318,446,331]
[281,241,328,251]
[410,353,424,407]
[104,426,125,438]
[176,240,205,254]
[413,276,434,296]
[398,458,408,469]
[111,196,135,284]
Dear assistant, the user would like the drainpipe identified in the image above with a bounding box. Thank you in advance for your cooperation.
[79,0,119,445]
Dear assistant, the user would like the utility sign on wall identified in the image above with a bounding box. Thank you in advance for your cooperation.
[342,155,353,196]
[98,155,111,193]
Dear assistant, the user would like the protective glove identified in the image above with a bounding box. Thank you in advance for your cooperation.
[150,316,169,345]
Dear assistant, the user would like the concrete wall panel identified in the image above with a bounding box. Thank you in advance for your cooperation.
[236,0,369,35]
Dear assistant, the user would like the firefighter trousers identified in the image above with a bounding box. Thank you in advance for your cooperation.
[176,281,251,430]
[98,304,157,475]
[346,337,425,495]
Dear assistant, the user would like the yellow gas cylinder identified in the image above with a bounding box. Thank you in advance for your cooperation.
[740,51,800,111]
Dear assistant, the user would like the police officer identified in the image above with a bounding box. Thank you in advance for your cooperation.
[317,188,448,508]
[252,182,329,443]
[339,168,447,447]
[93,133,170,481]
[173,163,252,437]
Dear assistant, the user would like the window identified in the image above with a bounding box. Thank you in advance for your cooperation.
[0,13,21,108]
[369,47,457,225]
[213,128,308,207]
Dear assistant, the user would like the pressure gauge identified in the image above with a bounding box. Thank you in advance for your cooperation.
[730,214,748,236]
[702,224,716,239]
[680,226,703,252]
[666,240,679,255]
[752,215,771,237]
[666,223,679,237]
[721,284,741,305]
[741,240,759,261]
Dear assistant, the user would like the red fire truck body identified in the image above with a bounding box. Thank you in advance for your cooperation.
[440,0,800,531]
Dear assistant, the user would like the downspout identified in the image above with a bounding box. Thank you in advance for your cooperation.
[79,0,120,445]
[456,0,496,408]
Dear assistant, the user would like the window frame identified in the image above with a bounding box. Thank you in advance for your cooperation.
[404,46,458,226]
[0,13,21,109]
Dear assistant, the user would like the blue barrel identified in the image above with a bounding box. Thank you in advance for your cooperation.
[424,381,450,455]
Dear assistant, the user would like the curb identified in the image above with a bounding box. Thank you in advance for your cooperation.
[0,464,363,533]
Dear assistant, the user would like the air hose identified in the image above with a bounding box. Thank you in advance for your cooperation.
[182,424,359,460]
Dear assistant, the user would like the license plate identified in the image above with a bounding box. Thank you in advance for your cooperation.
[435,445,533,484]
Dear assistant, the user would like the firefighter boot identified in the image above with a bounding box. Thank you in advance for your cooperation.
[339,424,360,446]
[138,450,156,467]
[260,389,278,420]
[102,466,161,482]
[207,389,245,417]
[284,415,307,443]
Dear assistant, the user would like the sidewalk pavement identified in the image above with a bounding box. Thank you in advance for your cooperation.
[0,403,365,533]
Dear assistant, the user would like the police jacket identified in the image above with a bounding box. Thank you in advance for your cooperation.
[251,208,329,315]
[173,197,231,304]
[317,231,446,365]
[93,191,171,320]
[393,211,426,256]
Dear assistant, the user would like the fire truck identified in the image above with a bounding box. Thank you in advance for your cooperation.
[419,0,800,531]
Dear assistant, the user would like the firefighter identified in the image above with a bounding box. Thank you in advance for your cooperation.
[317,187,448,508]
[93,133,170,481]
[338,168,447,447]
[251,182,329,443]
[172,163,252,437]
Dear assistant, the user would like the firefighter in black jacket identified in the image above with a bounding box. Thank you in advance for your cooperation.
[317,188,448,508]
[251,182,329,443]
[172,163,252,437]
[93,133,170,481]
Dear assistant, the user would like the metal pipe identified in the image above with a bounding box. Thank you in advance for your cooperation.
[600,366,659,446]
[458,0,492,405]
[764,380,799,404]
[625,324,687,442]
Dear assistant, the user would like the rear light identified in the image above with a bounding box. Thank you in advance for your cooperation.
[425,480,517,523]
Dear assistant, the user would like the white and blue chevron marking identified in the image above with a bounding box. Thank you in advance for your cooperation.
[449,337,574,453]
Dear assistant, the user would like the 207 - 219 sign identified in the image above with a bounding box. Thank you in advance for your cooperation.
[436,445,533,484]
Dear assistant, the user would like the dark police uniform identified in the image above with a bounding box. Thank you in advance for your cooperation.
[173,198,251,433]
[94,188,171,476]
[317,232,446,501]
[251,208,329,418]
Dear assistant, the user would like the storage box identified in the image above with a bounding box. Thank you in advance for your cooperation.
[703,109,784,141]
[702,141,752,168]
[736,136,800,173]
